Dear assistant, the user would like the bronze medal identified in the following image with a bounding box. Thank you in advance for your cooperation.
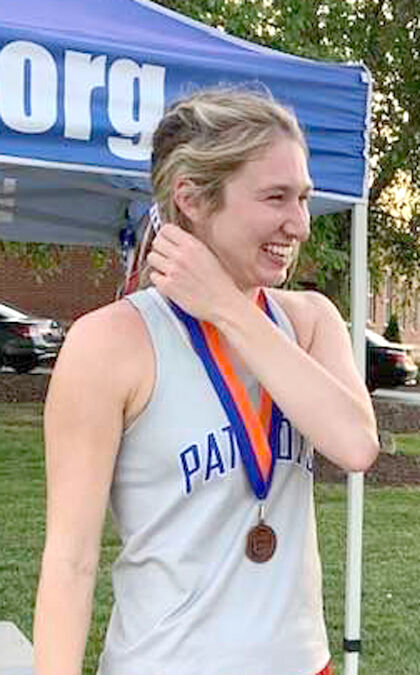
[246,521,277,563]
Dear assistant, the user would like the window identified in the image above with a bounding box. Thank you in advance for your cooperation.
[367,273,376,324]
[412,290,419,331]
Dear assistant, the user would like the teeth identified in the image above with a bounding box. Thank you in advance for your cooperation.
[263,244,292,256]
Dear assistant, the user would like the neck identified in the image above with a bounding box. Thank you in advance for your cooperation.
[241,285,261,302]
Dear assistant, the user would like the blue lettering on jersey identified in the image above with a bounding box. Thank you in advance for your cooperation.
[277,418,292,460]
[205,432,226,482]
[221,424,236,469]
[179,444,200,495]
[179,419,313,496]
[295,433,314,473]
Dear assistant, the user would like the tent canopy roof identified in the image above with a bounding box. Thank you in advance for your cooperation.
[0,0,371,245]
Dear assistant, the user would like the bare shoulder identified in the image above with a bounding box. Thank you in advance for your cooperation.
[266,288,345,351]
[61,299,151,372]
[50,297,154,426]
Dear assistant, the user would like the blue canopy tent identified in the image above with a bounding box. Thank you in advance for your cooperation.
[0,2,371,673]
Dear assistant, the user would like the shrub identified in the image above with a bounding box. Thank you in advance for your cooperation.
[383,313,402,343]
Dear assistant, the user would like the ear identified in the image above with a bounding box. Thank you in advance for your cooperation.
[172,175,203,225]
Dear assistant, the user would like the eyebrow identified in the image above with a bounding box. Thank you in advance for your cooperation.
[256,182,314,195]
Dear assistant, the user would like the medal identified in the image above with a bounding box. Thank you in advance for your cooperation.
[170,291,283,562]
[246,503,277,563]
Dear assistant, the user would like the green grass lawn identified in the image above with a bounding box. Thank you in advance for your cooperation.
[393,433,420,456]
[1,403,420,674]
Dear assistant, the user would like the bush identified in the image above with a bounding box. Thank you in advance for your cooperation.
[383,313,402,342]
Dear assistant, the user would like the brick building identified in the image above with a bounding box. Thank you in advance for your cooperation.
[0,247,123,325]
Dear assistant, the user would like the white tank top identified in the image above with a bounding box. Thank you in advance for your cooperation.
[97,288,330,675]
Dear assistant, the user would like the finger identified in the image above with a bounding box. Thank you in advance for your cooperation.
[149,269,168,293]
[151,232,178,257]
[147,250,170,273]
[159,223,197,246]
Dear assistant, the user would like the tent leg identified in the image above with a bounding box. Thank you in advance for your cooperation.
[344,203,368,675]
[344,472,364,675]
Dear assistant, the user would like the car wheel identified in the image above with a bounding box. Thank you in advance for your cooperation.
[366,377,377,393]
[11,355,39,374]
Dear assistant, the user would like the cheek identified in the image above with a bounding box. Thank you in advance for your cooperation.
[207,203,264,260]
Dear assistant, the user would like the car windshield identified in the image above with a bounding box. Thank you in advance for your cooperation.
[0,302,28,320]
[366,329,398,347]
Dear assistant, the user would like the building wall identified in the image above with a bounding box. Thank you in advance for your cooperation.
[0,247,123,325]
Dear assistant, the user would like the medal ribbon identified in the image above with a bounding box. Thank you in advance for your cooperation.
[170,290,283,500]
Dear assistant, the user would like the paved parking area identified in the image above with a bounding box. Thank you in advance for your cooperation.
[374,387,420,405]
[0,366,51,375]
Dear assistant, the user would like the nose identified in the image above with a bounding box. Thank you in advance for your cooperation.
[282,199,311,242]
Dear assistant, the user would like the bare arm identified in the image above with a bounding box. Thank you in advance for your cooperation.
[34,301,151,675]
[148,224,379,472]
[215,289,379,471]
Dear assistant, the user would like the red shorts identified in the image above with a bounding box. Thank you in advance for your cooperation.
[316,661,334,675]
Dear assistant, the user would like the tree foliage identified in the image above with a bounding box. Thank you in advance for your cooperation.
[0,239,115,283]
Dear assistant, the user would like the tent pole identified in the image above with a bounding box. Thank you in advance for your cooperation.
[344,202,368,675]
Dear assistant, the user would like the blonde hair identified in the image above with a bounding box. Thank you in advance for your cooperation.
[137,86,306,288]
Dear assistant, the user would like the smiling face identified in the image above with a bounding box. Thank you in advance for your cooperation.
[191,135,313,294]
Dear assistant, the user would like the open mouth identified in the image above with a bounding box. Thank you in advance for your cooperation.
[261,243,293,265]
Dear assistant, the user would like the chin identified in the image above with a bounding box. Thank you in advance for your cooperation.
[236,264,289,292]
[258,269,288,288]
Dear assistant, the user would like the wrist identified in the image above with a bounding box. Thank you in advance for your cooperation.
[211,290,256,335]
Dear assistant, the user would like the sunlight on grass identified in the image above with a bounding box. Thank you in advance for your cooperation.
[394,432,420,456]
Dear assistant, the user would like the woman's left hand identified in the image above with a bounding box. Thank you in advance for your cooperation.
[147,223,241,322]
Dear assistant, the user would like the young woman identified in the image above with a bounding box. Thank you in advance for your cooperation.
[34,87,379,675]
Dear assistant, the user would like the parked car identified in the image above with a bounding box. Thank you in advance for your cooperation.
[366,328,418,391]
[0,301,65,374]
